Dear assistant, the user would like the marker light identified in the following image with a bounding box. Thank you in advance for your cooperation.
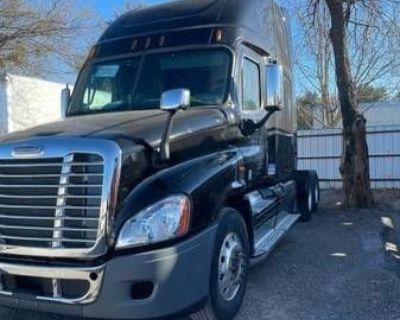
[145,37,152,49]
[159,35,166,47]
[215,29,223,42]
[131,39,139,51]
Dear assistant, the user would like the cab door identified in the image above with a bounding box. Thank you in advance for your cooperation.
[234,46,278,232]
[235,46,268,191]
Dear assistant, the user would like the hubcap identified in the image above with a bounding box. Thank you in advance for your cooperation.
[218,232,245,301]
[308,188,313,211]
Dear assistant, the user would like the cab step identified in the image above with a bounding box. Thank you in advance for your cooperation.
[251,213,300,265]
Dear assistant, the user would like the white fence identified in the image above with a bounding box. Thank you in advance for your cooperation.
[298,125,400,189]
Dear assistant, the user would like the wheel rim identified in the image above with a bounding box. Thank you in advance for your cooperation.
[315,185,319,204]
[218,232,245,302]
[308,188,313,211]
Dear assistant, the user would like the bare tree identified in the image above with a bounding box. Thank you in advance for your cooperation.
[356,84,388,103]
[66,1,146,74]
[308,0,396,207]
[297,3,341,128]
[293,0,399,129]
[297,91,320,129]
[292,0,400,207]
[349,2,400,90]
[0,0,99,78]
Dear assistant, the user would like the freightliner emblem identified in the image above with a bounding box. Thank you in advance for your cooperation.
[12,146,44,159]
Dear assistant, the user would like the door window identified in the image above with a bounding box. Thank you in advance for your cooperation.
[242,58,261,111]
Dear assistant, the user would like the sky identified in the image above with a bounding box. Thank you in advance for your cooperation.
[50,0,397,99]
[73,0,312,92]
[90,0,172,18]
[60,0,372,97]
[51,0,322,96]
[50,0,174,84]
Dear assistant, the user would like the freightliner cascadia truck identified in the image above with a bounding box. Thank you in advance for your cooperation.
[0,0,320,319]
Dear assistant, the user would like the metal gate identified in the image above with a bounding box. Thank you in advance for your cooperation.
[297,125,400,189]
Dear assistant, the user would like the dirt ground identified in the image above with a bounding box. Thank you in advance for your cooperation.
[1,189,400,320]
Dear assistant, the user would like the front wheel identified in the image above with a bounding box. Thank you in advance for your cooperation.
[191,208,249,320]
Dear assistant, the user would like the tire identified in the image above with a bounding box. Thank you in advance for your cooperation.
[310,171,320,213]
[296,171,313,222]
[191,208,250,320]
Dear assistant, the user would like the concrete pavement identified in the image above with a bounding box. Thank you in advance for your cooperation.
[1,190,400,320]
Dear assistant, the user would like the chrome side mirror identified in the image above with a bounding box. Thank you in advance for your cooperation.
[61,85,71,118]
[241,63,284,136]
[265,62,284,111]
[157,89,190,165]
[160,89,190,112]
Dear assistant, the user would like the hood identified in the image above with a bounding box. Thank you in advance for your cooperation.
[0,107,229,207]
[0,108,228,149]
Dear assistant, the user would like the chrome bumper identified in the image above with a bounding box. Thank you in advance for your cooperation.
[0,262,104,305]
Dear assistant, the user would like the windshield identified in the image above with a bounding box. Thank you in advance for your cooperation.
[69,49,232,116]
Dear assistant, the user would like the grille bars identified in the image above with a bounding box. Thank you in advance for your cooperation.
[52,154,73,298]
[53,154,73,248]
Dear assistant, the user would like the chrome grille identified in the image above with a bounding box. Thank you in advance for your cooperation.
[0,154,104,249]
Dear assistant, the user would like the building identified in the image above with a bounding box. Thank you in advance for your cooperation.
[358,101,400,127]
[0,73,68,135]
[310,100,400,129]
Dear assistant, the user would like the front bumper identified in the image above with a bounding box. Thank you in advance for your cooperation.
[0,226,217,319]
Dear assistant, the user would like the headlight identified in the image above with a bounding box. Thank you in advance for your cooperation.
[116,195,191,249]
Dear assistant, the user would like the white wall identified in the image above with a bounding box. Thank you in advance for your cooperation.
[0,75,8,135]
[6,74,66,133]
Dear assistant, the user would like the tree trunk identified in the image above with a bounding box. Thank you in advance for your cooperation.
[325,0,374,207]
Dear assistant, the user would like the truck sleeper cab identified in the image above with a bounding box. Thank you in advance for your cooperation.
[0,0,320,319]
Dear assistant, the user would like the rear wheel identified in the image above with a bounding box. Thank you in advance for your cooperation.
[296,170,318,222]
[191,208,249,320]
[310,171,320,213]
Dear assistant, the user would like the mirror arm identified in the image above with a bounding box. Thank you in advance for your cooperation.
[240,107,280,136]
[158,110,178,164]
[61,85,71,119]
[256,106,280,129]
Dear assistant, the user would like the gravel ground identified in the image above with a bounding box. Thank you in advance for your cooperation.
[1,190,400,320]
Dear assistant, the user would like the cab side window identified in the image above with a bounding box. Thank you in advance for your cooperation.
[242,58,261,111]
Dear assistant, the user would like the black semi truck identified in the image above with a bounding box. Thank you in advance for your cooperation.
[0,0,319,319]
